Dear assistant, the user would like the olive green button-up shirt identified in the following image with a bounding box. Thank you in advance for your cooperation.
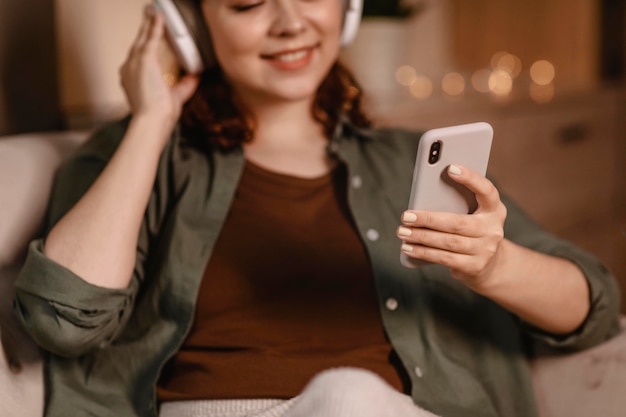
[14,118,621,417]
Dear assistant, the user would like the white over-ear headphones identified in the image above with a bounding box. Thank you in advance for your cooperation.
[154,0,363,74]
[339,0,363,46]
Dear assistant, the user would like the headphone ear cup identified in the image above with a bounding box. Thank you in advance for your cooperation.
[340,0,363,46]
[173,0,216,68]
[158,0,216,73]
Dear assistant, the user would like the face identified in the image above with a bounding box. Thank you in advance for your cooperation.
[201,0,343,106]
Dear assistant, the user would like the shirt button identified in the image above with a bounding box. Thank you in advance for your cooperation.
[385,297,399,311]
[351,175,363,189]
[414,366,424,378]
[366,229,379,242]
[327,142,340,154]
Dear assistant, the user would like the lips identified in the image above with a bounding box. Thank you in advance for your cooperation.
[274,49,309,62]
[261,45,318,70]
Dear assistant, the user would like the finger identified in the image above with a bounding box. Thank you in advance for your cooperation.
[131,6,154,52]
[447,164,501,211]
[143,10,166,53]
[400,242,473,271]
[401,210,484,237]
[172,74,201,104]
[397,226,477,255]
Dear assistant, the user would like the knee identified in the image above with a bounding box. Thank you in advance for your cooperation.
[306,367,390,398]
[289,367,404,416]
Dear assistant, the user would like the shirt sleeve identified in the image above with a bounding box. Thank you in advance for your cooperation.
[501,192,622,351]
[14,240,139,357]
[12,119,161,358]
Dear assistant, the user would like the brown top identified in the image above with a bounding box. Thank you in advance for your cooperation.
[157,160,405,401]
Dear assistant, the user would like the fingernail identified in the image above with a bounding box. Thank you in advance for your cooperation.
[401,243,414,253]
[448,164,462,175]
[398,226,412,237]
[402,212,417,223]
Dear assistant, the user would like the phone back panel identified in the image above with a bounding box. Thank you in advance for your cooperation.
[407,122,493,214]
[401,122,493,269]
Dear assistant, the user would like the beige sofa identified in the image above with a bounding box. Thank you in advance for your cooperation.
[1,131,625,417]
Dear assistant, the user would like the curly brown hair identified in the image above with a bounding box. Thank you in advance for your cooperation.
[180,61,371,150]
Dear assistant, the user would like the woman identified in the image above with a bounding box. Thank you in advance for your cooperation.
[14,1,620,417]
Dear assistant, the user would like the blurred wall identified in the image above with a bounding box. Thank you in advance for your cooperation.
[1,0,623,134]
[55,0,144,129]
[451,0,600,91]
[0,0,155,133]
[341,0,453,100]
[0,0,63,135]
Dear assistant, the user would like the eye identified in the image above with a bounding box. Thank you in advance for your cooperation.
[232,1,264,12]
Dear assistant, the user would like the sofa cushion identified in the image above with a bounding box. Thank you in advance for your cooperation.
[0,131,88,417]
[0,131,89,267]
[531,317,626,417]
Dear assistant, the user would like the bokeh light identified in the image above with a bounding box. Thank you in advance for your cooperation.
[488,70,513,96]
[409,76,434,99]
[471,69,491,93]
[495,53,522,78]
[530,60,556,85]
[442,72,465,98]
[490,51,509,70]
[396,65,417,87]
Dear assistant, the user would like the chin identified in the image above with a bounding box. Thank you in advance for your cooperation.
[231,63,334,105]
[254,78,325,103]
[276,85,320,102]
[273,68,334,101]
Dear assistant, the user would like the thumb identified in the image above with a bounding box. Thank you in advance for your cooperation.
[172,74,201,105]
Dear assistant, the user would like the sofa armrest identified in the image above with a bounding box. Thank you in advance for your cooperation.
[0,131,89,267]
[531,316,626,417]
[0,131,88,417]
[0,324,44,417]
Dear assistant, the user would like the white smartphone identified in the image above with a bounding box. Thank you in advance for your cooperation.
[400,122,493,269]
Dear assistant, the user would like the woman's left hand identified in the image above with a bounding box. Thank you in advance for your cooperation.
[397,164,508,289]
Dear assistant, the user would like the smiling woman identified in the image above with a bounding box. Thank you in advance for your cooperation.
[181,0,370,150]
[200,0,342,102]
[11,1,622,417]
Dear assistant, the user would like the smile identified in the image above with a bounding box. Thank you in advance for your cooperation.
[275,50,309,62]
[261,45,317,70]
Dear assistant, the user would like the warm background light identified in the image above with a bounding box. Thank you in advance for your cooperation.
[488,69,513,96]
[491,51,522,78]
[441,72,465,97]
[471,69,491,93]
[530,60,556,85]
[409,76,434,99]
[395,65,418,87]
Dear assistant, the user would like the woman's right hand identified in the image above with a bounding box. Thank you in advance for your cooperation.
[119,6,200,131]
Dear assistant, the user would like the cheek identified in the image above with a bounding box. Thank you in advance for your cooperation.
[202,8,264,67]
[316,0,343,39]
[211,23,264,65]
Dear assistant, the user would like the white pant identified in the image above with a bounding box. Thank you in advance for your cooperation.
[159,368,440,417]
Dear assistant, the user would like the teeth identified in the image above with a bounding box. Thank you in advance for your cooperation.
[276,50,308,62]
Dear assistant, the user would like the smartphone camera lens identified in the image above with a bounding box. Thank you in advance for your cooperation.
[429,141,442,164]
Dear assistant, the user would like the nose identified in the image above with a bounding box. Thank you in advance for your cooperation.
[269,0,306,38]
